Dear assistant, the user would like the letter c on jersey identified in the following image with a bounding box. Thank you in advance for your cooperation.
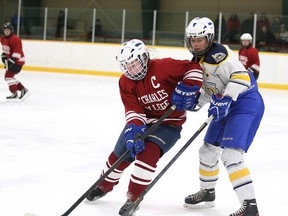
[151,76,160,89]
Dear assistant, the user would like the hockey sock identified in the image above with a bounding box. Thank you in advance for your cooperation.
[98,152,131,192]
[127,142,161,201]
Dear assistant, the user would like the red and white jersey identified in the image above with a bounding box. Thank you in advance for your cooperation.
[119,58,203,127]
[1,34,25,65]
[238,46,260,74]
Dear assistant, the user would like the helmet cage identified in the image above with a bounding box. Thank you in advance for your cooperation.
[119,52,149,80]
[117,39,149,80]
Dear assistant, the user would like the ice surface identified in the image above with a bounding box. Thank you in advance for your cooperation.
[0,71,287,216]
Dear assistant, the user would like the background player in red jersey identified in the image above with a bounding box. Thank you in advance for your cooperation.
[238,33,260,80]
[1,22,29,100]
[85,39,203,215]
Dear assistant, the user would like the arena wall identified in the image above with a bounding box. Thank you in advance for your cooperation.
[1,40,287,90]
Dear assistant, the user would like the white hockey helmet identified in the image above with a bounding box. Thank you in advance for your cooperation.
[240,33,253,41]
[117,39,149,80]
[185,17,215,57]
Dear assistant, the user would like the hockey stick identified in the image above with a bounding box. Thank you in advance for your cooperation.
[60,104,176,216]
[122,115,214,216]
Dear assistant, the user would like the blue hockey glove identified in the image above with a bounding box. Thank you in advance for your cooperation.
[208,95,232,121]
[124,124,147,158]
[172,82,200,111]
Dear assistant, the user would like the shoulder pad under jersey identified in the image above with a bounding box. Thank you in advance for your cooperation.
[203,43,228,65]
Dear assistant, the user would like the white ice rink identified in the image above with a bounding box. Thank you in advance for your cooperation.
[0,71,287,216]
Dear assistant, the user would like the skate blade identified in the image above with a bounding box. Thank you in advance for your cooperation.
[20,91,31,101]
[84,197,99,204]
[183,201,215,209]
[84,195,105,204]
[6,98,20,102]
[128,205,140,216]
[129,212,137,216]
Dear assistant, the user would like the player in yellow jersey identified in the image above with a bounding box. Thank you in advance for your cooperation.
[183,17,264,216]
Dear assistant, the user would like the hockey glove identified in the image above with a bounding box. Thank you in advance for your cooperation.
[172,82,200,111]
[7,58,16,71]
[208,94,232,121]
[1,53,7,64]
[124,123,147,158]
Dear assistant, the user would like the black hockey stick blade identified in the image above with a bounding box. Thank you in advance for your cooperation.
[122,115,214,216]
[60,105,176,216]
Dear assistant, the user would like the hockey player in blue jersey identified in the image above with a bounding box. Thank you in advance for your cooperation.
[180,17,264,216]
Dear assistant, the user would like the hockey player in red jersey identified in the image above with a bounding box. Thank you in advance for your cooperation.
[238,33,260,80]
[85,39,203,215]
[1,22,29,100]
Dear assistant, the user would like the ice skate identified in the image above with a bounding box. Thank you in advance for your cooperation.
[229,199,259,216]
[85,187,108,202]
[6,92,18,101]
[19,87,30,101]
[118,199,140,216]
[183,188,215,209]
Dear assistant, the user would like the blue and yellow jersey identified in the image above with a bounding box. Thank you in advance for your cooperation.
[196,43,255,107]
